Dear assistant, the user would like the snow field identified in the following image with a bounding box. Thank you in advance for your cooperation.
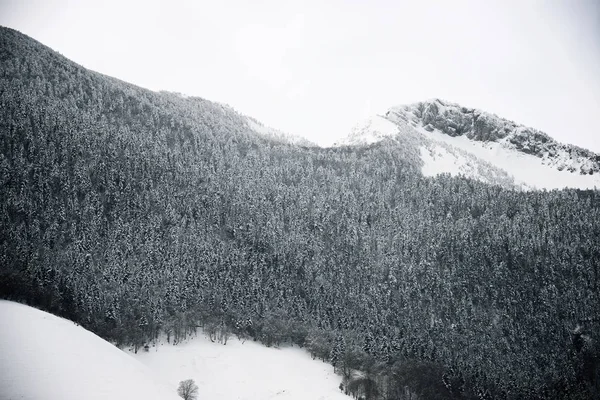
[0,301,348,400]
[0,300,179,400]
[130,332,349,400]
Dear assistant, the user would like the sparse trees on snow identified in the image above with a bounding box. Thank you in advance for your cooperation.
[177,379,198,400]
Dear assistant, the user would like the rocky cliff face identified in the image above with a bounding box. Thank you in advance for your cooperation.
[386,99,600,176]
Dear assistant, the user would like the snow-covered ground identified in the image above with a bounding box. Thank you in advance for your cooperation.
[0,300,179,400]
[415,124,600,190]
[0,301,348,400]
[129,333,348,400]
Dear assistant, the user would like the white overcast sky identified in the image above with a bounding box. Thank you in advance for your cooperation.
[1,0,599,150]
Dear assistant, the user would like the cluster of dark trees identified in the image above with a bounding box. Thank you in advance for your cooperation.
[1,27,599,399]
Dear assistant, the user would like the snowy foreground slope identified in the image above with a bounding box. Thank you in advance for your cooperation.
[0,301,348,400]
[338,99,600,190]
[0,300,180,400]
[128,334,349,400]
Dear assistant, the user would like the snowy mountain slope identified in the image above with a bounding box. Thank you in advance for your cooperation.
[245,116,316,146]
[337,115,519,188]
[0,301,349,400]
[129,334,349,400]
[341,115,400,145]
[395,99,600,174]
[413,123,599,190]
[0,300,180,400]
[160,91,315,146]
[338,100,600,190]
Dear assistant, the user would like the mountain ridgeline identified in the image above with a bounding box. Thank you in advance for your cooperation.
[1,27,599,399]
[388,99,600,176]
[341,100,600,191]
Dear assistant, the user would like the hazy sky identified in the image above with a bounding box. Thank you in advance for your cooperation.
[1,0,599,150]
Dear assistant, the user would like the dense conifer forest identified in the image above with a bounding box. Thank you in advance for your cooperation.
[1,27,599,399]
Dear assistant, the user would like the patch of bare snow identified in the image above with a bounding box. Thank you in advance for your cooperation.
[0,300,179,400]
[337,115,399,146]
[416,125,600,190]
[420,145,470,177]
[130,333,349,400]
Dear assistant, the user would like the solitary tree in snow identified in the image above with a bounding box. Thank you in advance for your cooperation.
[177,379,198,400]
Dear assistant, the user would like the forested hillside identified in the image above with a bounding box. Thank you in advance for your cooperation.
[1,27,599,399]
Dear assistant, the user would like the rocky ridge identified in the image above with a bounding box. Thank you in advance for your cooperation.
[386,99,600,176]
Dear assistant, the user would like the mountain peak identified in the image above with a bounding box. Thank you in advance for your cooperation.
[394,100,599,173]
[340,99,600,190]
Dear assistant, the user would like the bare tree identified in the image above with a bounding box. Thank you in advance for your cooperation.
[177,379,199,400]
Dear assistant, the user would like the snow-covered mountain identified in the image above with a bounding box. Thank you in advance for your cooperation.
[337,99,600,190]
[164,90,317,147]
[244,115,316,146]
[161,91,315,146]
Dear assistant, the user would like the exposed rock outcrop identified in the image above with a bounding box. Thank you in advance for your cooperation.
[386,99,600,176]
